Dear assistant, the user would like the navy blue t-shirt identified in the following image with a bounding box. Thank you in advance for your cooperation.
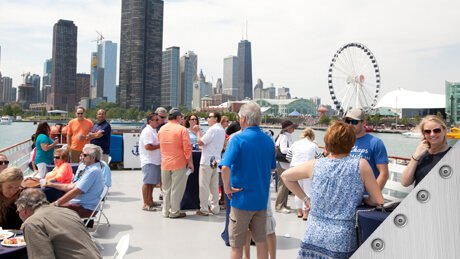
[90,120,111,154]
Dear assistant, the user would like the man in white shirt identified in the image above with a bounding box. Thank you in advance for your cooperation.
[193,112,226,216]
[139,113,162,211]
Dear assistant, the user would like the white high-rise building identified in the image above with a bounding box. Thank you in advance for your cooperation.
[223,56,239,97]
[192,70,212,110]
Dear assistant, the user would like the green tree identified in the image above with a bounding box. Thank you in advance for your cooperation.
[2,104,12,115]
[436,111,443,119]
[319,115,330,125]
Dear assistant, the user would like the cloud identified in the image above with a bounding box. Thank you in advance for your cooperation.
[1,0,460,106]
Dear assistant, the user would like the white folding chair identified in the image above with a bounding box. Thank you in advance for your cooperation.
[113,234,130,259]
[84,185,110,232]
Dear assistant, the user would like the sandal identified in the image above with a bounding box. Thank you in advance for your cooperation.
[142,206,159,211]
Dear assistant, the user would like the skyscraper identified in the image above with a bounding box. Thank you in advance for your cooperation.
[223,56,239,97]
[161,46,180,107]
[253,78,263,99]
[192,70,212,110]
[50,19,77,111]
[91,41,118,103]
[237,39,253,100]
[42,59,52,102]
[119,0,164,110]
[179,51,196,110]
[76,73,90,103]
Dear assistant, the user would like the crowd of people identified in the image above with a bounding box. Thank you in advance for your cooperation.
[0,103,455,259]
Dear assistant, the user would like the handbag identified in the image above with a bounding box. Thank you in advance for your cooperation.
[275,146,289,163]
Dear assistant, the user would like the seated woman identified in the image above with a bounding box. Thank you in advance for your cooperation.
[282,121,384,258]
[45,148,73,184]
[401,115,451,187]
[42,148,74,203]
[0,167,24,229]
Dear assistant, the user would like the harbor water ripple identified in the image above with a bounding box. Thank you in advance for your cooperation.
[0,122,420,158]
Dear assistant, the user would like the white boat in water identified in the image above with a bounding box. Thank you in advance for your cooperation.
[402,131,422,138]
[0,116,13,125]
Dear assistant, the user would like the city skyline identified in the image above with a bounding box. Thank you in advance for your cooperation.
[1,0,460,106]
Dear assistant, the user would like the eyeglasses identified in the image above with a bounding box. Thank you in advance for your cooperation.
[159,115,166,119]
[208,116,215,119]
[423,128,442,135]
[189,118,198,121]
[0,161,9,165]
[81,153,90,158]
[77,113,83,115]
[345,119,360,125]
[53,156,61,159]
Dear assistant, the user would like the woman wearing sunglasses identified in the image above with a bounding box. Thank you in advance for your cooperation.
[45,148,73,184]
[0,154,9,173]
[0,167,24,229]
[401,115,451,187]
[183,114,200,147]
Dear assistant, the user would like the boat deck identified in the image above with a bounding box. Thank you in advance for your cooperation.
[97,169,305,258]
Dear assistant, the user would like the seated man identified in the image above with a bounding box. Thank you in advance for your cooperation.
[16,188,102,259]
[46,144,104,218]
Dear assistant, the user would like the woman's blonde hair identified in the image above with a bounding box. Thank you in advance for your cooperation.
[0,167,23,225]
[419,115,447,132]
[300,128,315,141]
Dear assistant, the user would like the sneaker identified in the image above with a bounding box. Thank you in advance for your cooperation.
[276,208,291,214]
[170,212,186,219]
[196,210,209,216]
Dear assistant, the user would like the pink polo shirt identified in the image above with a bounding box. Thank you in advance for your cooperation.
[158,120,192,171]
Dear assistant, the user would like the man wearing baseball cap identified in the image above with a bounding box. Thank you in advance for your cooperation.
[345,108,389,189]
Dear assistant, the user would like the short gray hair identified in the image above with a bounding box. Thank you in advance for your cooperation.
[238,102,262,126]
[155,107,167,115]
[16,188,49,212]
[83,144,102,162]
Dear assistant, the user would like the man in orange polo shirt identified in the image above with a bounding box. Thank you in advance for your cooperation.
[67,107,93,163]
[158,108,194,218]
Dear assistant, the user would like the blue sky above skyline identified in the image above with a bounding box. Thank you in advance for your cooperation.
[1,0,459,106]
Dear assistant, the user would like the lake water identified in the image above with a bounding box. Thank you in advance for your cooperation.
[0,122,421,158]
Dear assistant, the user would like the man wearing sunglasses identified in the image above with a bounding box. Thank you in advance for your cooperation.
[0,153,9,173]
[67,107,93,163]
[155,107,168,131]
[193,112,226,216]
[345,108,389,190]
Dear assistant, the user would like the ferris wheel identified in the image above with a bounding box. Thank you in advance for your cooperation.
[328,43,380,117]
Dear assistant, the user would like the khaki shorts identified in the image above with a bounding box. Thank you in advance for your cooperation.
[229,207,267,247]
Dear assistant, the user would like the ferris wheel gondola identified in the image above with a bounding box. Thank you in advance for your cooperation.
[328,43,381,117]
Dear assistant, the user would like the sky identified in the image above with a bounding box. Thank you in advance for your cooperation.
[1,0,460,106]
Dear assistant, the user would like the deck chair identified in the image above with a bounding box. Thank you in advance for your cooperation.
[113,234,130,259]
[84,185,111,232]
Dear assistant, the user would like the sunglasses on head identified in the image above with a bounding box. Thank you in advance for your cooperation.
[423,128,442,135]
[345,119,360,125]
[0,161,9,165]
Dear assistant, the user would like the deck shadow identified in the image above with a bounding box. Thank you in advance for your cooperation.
[107,196,140,202]
[99,242,142,257]
[92,223,134,239]
[276,235,302,250]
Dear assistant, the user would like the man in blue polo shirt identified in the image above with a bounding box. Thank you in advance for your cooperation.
[89,109,111,163]
[220,102,276,259]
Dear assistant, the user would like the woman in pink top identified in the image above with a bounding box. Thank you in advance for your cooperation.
[45,149,73,184]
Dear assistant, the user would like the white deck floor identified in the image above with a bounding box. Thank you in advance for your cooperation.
[96,170,306,258]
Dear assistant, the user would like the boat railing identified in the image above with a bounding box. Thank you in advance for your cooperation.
[0,139,33,176]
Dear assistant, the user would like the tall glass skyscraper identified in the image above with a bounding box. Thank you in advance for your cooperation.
[237,39,253,100]
[91,41,118,103]
[180,51,195,110]
[50,20,77,111]
[161,46,180,107]
[119,0,164,110]
[223,56,239,97]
